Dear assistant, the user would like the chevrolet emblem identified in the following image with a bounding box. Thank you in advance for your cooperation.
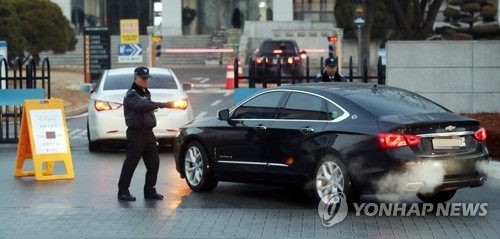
[445,125,456,132]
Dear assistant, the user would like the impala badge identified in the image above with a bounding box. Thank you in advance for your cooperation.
[445,125,456,132]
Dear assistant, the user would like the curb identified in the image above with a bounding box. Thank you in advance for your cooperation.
[65,105,88,118]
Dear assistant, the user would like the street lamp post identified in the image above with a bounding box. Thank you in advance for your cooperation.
[353,0,366,76]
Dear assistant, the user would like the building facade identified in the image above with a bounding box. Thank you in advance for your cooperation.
[52,0,339,36]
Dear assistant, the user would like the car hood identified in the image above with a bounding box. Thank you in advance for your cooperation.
[181,116,219,129]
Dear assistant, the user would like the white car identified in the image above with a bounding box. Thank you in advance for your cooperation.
[82,67,193,151]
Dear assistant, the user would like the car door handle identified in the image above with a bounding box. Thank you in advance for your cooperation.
[300,127,314,133]
[255,125,267,130]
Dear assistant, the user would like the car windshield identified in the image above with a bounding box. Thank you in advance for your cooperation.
[103,74,178,90]
[260,41,297,55]
[346,88,449,117]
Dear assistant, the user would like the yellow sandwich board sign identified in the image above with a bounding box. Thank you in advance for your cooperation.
[120,19,139,44]
[15,99,74,180]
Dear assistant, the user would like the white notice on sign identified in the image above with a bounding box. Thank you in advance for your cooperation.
[30,109,68,154]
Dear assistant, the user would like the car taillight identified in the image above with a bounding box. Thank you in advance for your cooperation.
[273,49,283,54]
[94,100,122,111]
[473,127,487,141]
[256,57,263,64]
[378,133,421,149]
[287,57,293,64]
[166,99,188,110]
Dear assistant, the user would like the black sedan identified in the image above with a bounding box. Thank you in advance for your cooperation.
[174,83,489,204]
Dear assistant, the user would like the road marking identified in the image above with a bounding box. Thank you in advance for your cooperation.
[200,78,210,84]
[195,111,207,119]
[68,128,85,137]
[211,100,221,107]
[188,89,233,94]
[193,83,225,88]
[224,91,232,97]
[66,129,87,139]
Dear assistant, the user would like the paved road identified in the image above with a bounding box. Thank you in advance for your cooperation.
[1,138,500,238]
[1,66,499,238]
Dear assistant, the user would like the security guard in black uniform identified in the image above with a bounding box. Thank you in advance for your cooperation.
[314,57,346,82]
[117,66,168,201]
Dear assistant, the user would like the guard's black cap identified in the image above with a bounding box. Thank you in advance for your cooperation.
[324,57,338,67]
[134,66,152,78]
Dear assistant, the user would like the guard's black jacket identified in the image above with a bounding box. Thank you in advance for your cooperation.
[314,71,346,82]
[123,82,163,129]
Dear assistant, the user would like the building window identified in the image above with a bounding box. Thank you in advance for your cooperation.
[293,0,335,22]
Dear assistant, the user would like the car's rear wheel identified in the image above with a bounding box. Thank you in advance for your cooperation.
[87,120,101,152]
[314,154,358,205]
[417,189,456,203]
[183,141,218,192]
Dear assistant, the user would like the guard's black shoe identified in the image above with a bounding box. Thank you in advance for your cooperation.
[118,193,136,201]
[144,192,164,200]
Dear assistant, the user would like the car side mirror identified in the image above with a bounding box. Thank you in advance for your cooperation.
[79,84,94,93]
[217,108,230,121]
[182,83,192,91]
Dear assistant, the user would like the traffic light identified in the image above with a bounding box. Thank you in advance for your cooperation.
[155,43,161,58]
[327,35,338,58]
[328,44,335,58]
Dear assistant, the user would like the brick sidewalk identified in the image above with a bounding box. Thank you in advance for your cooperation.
[0,208,498,238]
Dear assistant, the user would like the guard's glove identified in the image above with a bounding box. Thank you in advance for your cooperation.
[155,102,168,108]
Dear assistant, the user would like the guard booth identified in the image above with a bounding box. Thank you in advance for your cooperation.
[0,57,51,143]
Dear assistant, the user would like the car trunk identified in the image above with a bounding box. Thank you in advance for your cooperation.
[377,112,482,157]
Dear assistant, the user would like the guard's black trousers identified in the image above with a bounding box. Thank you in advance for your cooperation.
[118,128,159,195]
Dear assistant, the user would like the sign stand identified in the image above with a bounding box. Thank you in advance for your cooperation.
[15,99,74,180]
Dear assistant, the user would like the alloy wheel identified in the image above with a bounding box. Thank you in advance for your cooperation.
[184,146,203,186]
[316,161,345,203]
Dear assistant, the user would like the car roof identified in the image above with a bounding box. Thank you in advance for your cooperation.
[262,82,391,96]
[261,39,298,43]
[257,83,449,117]
[105,67,173,76]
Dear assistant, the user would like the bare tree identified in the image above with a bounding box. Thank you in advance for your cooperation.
[385,0,444,40]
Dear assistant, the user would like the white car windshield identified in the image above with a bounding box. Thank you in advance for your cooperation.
[103,74,178,90]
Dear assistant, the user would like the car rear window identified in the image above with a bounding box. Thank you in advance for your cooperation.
[103,74,178,90]
[346,88,449,117]
[260,41,297,55]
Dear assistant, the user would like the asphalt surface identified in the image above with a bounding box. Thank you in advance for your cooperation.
[1,139,500,238]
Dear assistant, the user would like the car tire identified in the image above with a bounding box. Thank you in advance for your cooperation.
[417,190,456,203]
[87,120,100,152]
[313,154,358,205]
[183,141,218,192]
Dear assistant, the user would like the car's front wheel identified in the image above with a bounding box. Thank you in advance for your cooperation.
[314,154,358,204]
[417,190,456,203]
[183,141,218,192]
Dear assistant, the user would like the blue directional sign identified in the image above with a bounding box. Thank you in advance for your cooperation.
[118,44,143,63]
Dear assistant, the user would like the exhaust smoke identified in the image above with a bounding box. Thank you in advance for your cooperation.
[375,161,445,200]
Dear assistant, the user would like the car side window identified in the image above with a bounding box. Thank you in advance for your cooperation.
[232,91,285,119]
[280,92,329,120]
[326,100,346,120]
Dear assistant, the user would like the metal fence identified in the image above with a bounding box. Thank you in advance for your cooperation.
[233,55,385,88]
[0,57,51,143]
